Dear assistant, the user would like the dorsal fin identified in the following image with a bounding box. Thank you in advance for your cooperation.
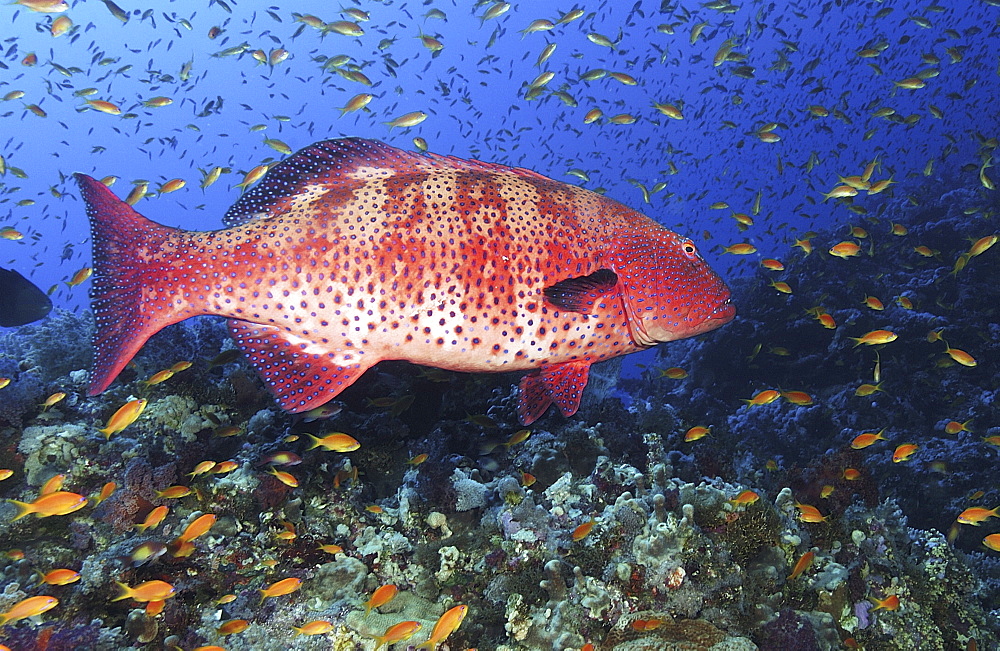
[222,137,553,227]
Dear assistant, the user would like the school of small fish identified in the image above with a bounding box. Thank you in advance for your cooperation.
[0,0,998,649]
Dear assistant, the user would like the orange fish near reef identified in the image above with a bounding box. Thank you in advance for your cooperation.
[363,584,398,616]
[870,594,900,611]
[371,620,422,650]
[787,550,815,580]
[112,579,176,603]
[416,604,468,650]
[0,595,58,626]
[9,491,87,520]
[75,139,734,425]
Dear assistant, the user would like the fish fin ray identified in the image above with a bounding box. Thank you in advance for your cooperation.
[517,360,591,424]
[425,152,553,181]
[517,371,553,425]
[222,137,554,227]
[227,319,374,412]
[223,138,431,227]
[74,173,183,395]
[543,268,619,314]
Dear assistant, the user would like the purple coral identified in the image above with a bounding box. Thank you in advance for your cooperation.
[92,457,176,533]
[0,619,104,651]
[855,600,872,629]
[756,609,820,651]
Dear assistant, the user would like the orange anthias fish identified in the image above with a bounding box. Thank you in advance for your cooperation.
[292,620,334,636]
[684,425,711,442]
[363,584,398,616]
[743,389,781,407]
[112,579,176,602]
[134,505,168,532]
[98,398,147,439]
[217,619,250,636]
[371,620,422,650]
[177,513,216,542]
[416,604,468,650]
[259,577,302,602]
[39,568,80,585]
[870,594,900,611]
[892,443,919,463]
[850,330,897,347]
[851,429,887,449]
[957,506,1000,526]
[75,138,734,425]
[13,0,69,13]
[787,550,815,580]
[10,491,87,520]
[572,518,597,541]
[795,502,827,523]
[0,595,58,626]
[731,490,760,506]
[306,432,361,452]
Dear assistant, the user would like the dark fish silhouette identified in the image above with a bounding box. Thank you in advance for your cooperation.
[0,267,53,327]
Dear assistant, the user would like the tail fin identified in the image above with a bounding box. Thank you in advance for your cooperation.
[74,173,185,396]
[110,581,133,602]
[8,499,36,522]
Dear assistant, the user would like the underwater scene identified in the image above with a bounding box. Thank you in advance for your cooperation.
[1,0,999,649]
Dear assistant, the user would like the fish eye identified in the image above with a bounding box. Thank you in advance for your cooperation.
[681,241,698,257]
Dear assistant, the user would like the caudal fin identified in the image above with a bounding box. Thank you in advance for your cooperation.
[74,173,184,396]
[8,499,36,522]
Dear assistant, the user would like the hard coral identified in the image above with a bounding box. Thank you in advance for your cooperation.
[712,503,782,565]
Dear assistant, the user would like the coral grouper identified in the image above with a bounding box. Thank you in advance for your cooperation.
[75,138,734,424]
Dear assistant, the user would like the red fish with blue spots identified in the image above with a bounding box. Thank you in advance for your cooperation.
[75,138,734,424]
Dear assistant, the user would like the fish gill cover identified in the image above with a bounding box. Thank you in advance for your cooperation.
[0,1,998,650]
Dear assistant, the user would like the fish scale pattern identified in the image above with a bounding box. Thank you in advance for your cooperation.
[77,138,733,423]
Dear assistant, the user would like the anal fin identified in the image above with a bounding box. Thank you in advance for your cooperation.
[517,360,592,425]
[227,320,375,413]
